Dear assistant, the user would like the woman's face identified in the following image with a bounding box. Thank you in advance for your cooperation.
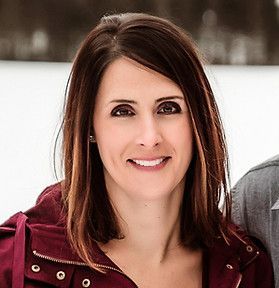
[93,57,193,201]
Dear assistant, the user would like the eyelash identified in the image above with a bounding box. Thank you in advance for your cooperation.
[111,101,182,117]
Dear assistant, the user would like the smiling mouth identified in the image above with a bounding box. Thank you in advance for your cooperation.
[128,157,170,167]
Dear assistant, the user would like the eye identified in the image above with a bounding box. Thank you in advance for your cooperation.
[157,101,182,114]
[111,105,135,117]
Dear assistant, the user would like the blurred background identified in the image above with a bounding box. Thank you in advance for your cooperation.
[0,1,279,222]
[0,0,279,64]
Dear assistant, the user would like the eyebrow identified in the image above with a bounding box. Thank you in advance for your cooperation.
[109,96,184,104]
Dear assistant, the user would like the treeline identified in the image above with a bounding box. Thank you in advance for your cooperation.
[0,0,278,64]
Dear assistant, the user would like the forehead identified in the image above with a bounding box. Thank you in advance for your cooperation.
[96,57,183,101]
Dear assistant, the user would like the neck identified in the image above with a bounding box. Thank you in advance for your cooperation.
[102,186,185,265]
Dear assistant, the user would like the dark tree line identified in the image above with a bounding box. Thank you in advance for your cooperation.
[0,0,278,64]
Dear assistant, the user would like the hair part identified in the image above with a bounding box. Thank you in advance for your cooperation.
[61,12,231,270]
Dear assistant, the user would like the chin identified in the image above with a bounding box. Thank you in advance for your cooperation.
[128,185,180,201]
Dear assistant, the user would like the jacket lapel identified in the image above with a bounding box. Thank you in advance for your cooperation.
[271,197,279,210]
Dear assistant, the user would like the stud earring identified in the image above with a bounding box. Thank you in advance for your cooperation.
[89,135,96,143]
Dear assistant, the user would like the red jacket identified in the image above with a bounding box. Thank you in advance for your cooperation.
[0,184,274,288]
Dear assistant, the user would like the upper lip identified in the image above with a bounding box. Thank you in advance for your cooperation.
[128,156,170,161]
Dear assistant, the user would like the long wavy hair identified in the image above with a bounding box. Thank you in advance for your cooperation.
[62,12,231,270]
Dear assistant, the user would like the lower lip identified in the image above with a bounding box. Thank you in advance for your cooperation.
[128,158,170,171]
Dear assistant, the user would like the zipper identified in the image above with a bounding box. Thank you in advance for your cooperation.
[33,250,124,274]
[33,250,88,266]
[233,274,242,288]
[33,250,138,286]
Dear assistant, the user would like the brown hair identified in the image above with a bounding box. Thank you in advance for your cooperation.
[62,12,231,269]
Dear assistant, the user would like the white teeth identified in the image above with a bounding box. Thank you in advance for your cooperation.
[132,158,165,167]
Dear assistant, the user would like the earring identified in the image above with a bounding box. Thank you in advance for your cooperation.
[89,135,96,143]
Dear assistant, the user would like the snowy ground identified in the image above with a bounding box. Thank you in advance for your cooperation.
[0,61,278,223]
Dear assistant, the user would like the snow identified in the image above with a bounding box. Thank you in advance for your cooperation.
[0,61,278,223]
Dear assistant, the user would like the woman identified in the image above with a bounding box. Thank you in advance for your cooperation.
[0,13,274,287]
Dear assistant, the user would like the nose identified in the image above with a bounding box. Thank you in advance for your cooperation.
[135,116,163,148]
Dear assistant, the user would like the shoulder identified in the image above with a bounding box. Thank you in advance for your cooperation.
[233,155,279,192]
[208,224,274,287]
[231,155,279,233]
[0,182,63,252]
[231,155,279,208]
[0,183,65,287]
[231,227,275,287]
[24,182,65,226]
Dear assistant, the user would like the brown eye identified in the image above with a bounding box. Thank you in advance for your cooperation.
[158,102,181,114]
[111,105,135,117]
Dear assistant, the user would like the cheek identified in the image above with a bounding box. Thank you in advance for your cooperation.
[172,119,193,170]
[169,118,193,149]
[183,124,193,152]
[95,125,130,164]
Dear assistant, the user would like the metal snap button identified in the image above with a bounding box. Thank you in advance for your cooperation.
[31,264,41,273]
[56,270,66,280]
[82,278,91,287]
[246,245,253,252]
[226,264,233,270]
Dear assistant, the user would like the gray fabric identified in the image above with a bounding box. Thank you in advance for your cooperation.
[232,155,279,287]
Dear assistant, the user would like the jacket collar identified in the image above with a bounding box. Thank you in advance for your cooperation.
[23,183,121,270]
